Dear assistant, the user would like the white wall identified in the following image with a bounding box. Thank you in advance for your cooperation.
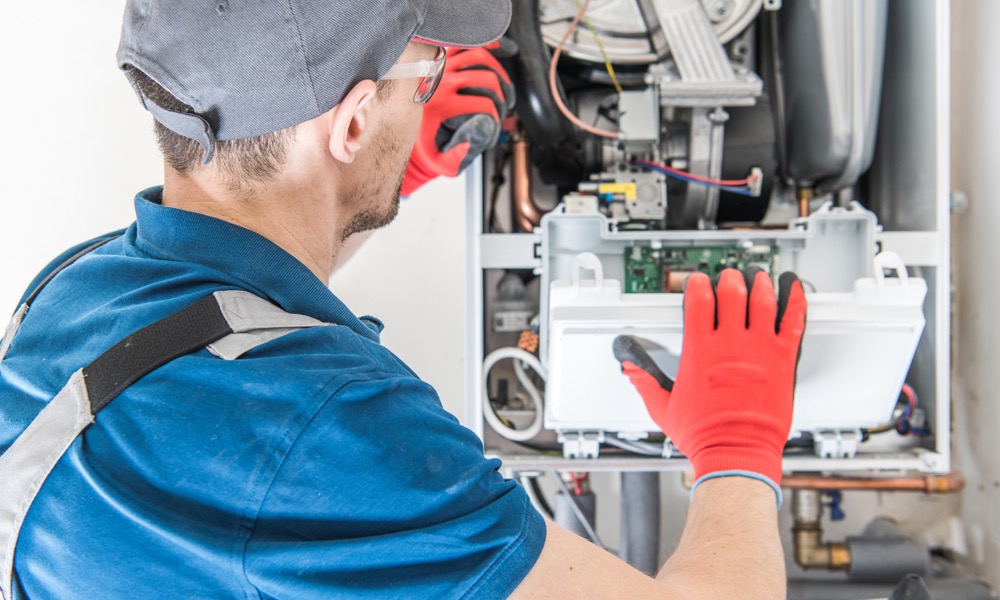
[329,180,468,414]
[0,1,468,418]
[951,0,1000,581]
[0,2,160,314]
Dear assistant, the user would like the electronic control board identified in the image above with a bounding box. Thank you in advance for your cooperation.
[624,244,778,293]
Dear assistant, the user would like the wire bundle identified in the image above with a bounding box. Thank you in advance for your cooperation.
[896,383,930,436]
[548,0,623,139]
[865,383,931,437]
[482,347,546,442]
[632,159,760,197]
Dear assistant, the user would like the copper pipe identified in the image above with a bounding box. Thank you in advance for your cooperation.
[797,187,814,218]
[782,471,965,494]
[512,138,544,233]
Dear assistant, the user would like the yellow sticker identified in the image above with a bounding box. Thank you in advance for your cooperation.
[597,182,637,200]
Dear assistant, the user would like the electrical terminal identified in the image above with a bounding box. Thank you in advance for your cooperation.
[748,167,764,197]
[518,330,539,354]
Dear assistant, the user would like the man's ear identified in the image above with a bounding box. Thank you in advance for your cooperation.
[328,80,378,164]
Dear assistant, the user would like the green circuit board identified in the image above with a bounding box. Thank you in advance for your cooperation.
[624,244,778,293]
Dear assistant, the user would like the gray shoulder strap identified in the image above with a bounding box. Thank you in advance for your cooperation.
[0,371,92,600]
[0,289,327,600]
[0,305,28,364]
[207,290,326,360]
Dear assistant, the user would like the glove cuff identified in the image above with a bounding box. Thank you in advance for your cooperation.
[690,470,783,509]
[689,443,784,493]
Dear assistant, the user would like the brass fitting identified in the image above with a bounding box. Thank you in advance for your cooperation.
[797,187,815,218]
[793,527,851,570]
[791,489,851,571]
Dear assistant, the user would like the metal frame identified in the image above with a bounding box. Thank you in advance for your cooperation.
[466,0,951,477]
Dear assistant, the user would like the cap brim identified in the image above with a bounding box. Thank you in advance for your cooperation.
[414,1,512,48]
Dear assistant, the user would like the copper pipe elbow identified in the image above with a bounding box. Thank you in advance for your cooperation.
[512,139,544,233]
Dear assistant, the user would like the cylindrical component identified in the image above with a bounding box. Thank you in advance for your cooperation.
[512,139,544,233]
[847,518,931,583]
[782,472,965,493]
[554,491,597,540]
[792,488,822,523]
[619,472,661,576]
[667,271,694,292]
[797,187,814,218]
[775,0,889,194]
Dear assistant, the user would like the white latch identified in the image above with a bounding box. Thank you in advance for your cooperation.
[558,430,605,459]
[570,252,604,294]
[812,429,863,459]
[873,251,909,285]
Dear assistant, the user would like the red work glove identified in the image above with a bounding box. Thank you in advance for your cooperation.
[612,268,807,505]
[401,46,514,197]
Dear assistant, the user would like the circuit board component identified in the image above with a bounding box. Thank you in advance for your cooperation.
[624,244,778,293]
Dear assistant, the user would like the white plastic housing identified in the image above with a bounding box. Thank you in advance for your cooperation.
[546,252,927,436]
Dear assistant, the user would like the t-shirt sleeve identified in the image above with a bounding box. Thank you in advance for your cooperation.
[243,374,547,599]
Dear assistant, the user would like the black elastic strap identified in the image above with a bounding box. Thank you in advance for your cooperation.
[84,295,234,414]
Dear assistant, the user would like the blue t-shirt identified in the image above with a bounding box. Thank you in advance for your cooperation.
[0,188,545,599]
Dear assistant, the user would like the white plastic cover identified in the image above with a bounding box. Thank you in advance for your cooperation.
[545,251,927,437]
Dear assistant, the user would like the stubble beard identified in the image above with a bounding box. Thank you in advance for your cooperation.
[339,123,408,244]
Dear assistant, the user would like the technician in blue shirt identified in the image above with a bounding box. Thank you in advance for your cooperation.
[0,1,806,598]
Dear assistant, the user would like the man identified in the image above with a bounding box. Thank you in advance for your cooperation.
[0,1,805,598]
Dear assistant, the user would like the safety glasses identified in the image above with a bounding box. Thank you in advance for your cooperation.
[380,46,447,104]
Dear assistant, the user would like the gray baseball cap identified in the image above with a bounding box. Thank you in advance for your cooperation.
[117,0,512,163]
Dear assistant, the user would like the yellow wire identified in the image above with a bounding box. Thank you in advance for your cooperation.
[570,0,624,94]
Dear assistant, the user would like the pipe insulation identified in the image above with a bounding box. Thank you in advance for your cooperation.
[619,472,661,576]
[846,518,931,583]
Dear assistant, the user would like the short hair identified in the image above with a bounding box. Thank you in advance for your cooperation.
[126,69,398,192]
[125,68,297,192]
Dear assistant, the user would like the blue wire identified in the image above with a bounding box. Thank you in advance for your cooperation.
[896,394,931,437]
[632,162,757,197]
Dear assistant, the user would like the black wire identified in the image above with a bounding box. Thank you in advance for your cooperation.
[861,392,921,438]
[528,477,554,518]
[766,10,790,184]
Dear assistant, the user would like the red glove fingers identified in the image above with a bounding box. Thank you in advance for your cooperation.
[402,86,504,197]
[401,46,514,197]
[449,47,514,116]
[614,268,807,506]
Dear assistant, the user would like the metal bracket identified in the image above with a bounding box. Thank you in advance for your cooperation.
[558,430,606,459]
[638,0,763,106]
[812,429,863,459]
